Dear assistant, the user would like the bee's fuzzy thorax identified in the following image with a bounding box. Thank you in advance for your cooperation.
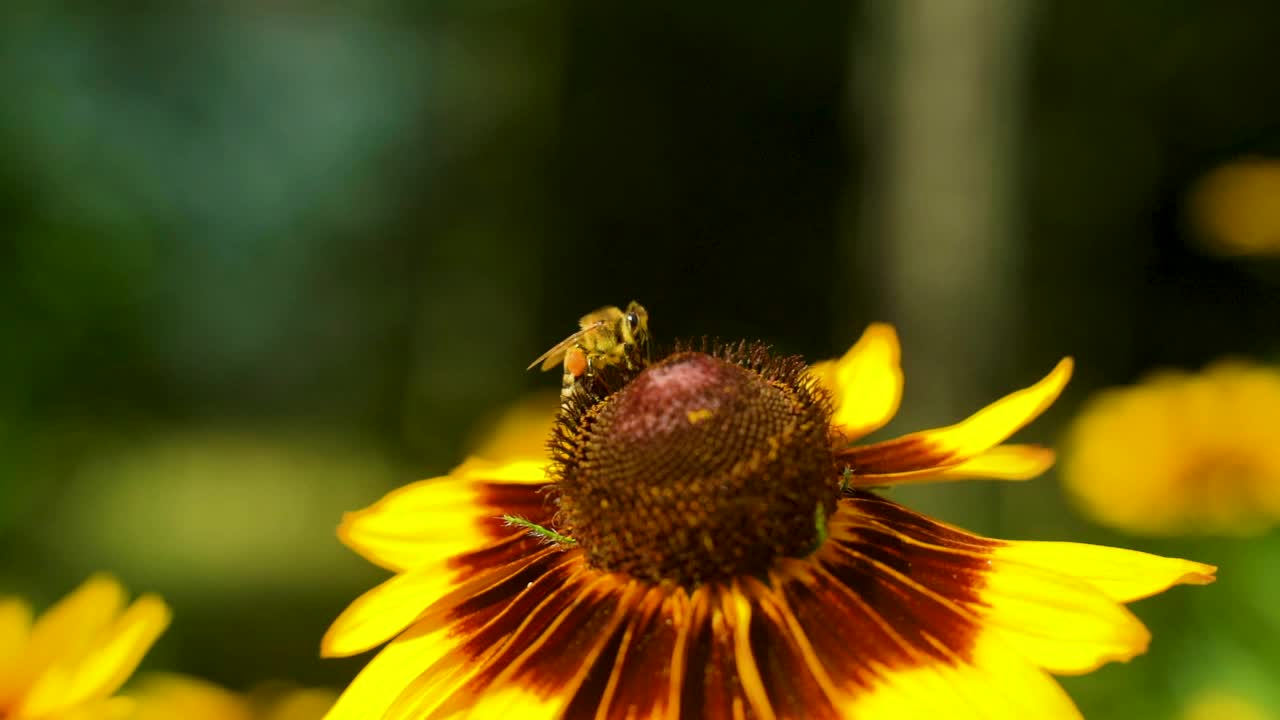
[548,341,838,587]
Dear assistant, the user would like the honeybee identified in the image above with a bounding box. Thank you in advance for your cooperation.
[528,301,651,399]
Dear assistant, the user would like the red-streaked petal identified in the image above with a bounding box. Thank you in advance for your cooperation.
[778,557,1083,719]
[678,586,754,720]
[386,562,599,719]
[436,576,644,719]
[837,358,1072,475]
[741,578,844,720]
[993,542,1217,603]
[812,323,904,441]
[721,586,776,720]
[831,493,1206,676]
[844,444,1057,487]
[323,623,464,720]
[781,506,1090,719]
[834,506,1153,675]
[324,518,567,659]
[338,459,552,573]
[322,562,469,658]
[564,586,688,720]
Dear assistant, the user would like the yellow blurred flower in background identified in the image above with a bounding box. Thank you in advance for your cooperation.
[0,574,169,720]
[126,674,335,720]
[465,390,559,462]
[1189,156,1280,256]
[1064,361,1280,535]
[1182,690,1275,720]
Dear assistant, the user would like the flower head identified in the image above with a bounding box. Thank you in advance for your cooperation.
[323,323,1215,719]
[0,574,170,720]
[1064,361,1280,535]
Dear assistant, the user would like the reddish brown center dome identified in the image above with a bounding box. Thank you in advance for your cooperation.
[551,345,838,586]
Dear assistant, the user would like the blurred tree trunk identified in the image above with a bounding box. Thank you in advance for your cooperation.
[845,0,1037,526]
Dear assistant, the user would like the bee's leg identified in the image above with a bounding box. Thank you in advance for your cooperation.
[560,370,576,400]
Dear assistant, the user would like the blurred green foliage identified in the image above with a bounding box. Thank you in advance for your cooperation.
[3,2,1280,716]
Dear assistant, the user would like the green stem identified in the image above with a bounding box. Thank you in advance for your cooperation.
[503,515,577,546]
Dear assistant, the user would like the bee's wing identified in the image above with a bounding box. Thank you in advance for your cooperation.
[527,323,605,371]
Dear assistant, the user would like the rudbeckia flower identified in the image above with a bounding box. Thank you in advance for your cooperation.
[322,324,1215,719]
[1064,361,1280,535]
[0,574,170,720]
[126,674,335,720]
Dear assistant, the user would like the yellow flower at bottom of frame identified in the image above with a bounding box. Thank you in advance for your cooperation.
[322,325,1215,719]
[1064,361,1280,535]
[125,674,336,720]
[1182,689,1275,720]
[0,574,170,720]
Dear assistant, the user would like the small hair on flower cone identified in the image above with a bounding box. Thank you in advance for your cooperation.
[0,574,170,720]
[1064,360,1280,535]
[321,316,1216,720]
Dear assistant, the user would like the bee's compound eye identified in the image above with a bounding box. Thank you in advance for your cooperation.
[627,312,640,329]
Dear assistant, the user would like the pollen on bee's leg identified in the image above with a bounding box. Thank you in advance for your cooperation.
[565,348,589,378]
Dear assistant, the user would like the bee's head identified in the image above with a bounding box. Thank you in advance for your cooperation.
[622,301,649,345]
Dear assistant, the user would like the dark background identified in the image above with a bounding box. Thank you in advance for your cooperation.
[3,2,1279,716]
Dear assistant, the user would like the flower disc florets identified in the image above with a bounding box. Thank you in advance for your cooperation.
[550,342,838,586]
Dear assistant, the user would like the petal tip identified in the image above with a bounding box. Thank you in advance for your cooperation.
[1047,356,1075,393]
[133,594,173,632]
[319,627,353,659]
[1178,563,1218,586]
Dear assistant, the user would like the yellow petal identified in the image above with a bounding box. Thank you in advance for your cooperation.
[20,594,171,716]
[845,445,1056,487]
[321,562,457,658]
[993,541,1217,603]
[19,574,126,690]
[467,392,559,464]
[973,558,1151,675]
[263,689,338,720]
[838,358,1072,475]
[814,323,904,441]
[126,673,254,720]
[913,357,1072,459]
[324,625,458,720]
[338,458,551,572]
[933,444,1057,481]
[721,586,777,720]
[0,598,34,705]
[56,696,138,720]
[842,635,1083,720]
